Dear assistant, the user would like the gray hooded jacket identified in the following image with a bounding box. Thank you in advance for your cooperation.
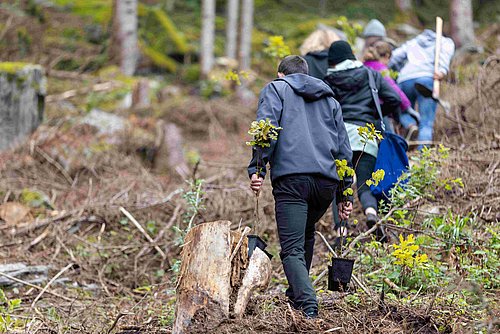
[248,73,353,200]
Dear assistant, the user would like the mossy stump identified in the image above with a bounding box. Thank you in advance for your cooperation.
[0,62,46,151]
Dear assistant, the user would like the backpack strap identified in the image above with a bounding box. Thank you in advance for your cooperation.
[366,69,386,132]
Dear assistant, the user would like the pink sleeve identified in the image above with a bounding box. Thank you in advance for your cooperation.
[383,76,411,111]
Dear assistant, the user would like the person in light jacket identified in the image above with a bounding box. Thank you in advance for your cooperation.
[389,29,455,147]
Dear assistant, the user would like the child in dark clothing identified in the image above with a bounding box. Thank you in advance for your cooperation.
[248,55,353,318]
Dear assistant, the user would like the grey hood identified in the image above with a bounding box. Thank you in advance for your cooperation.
[277,73,334,101]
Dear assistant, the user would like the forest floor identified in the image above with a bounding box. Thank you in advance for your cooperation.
[0,56,499,333]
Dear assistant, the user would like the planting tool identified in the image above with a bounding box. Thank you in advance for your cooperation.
[247,234,273,260]
[433,16,443,100]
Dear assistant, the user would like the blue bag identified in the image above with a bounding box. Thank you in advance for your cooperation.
[366,69,409,201]
[371,132,409,200]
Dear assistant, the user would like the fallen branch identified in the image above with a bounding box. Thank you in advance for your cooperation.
[31,263,75,308]
[46,82,122,103]
[137,188,183,210]
[0,271,73,302]
[34,146,73,185]
[120,207,167,260]
[15,211,74,236]
[106,312,133,334]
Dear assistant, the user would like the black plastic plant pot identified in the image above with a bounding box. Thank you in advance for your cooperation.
[247,235,272,260]
[328,258,355,292]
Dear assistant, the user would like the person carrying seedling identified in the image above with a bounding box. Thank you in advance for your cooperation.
[323,41,401,242]
[247,55,354,319]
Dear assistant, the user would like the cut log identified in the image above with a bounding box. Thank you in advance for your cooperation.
[173,221,233,334]
[233,247,272,318]
[0,63,46,151]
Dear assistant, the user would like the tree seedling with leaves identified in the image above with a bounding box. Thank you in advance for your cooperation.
[246,118,282,224]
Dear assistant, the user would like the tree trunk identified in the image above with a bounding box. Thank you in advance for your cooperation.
[0,63,45,151]
[318,0,327,16]
[225,0,239,60]
[173,221,233,334]
[395,0,412,11]
[450,0,475,48]
[239,0,254,71]
[200,0,216,77]
[112,0,138,76]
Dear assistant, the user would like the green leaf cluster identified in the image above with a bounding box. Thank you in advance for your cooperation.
[0,290,23,332]
[246,119,282,148]
[263,35,291,59]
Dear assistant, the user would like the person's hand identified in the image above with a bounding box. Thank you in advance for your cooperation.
[250,174,264,195]
[433,71,445,81]
[338,201,353,221]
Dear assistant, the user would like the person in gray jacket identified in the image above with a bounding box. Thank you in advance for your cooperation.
[248,55,353,319]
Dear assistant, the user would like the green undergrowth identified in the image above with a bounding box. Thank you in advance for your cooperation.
[329,145,500,331]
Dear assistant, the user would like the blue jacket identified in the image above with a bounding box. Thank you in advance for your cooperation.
[248,73,353,200]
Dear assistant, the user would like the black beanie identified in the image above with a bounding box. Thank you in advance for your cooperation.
[328,40,356,65]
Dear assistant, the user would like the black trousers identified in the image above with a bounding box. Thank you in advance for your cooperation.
[272,174,338,314]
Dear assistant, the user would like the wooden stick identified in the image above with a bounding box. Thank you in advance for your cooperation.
[106,312,133,334]
[0,271,73,302]
[31,263,75,307]
[433,16,443,99]
[15,211,73,236]
[34,146,73,185]
[120,207,167,259]
[230,226,251,262]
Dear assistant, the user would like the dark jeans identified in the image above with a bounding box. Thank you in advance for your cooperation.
[272,174,338,314]
[334,151,378,228]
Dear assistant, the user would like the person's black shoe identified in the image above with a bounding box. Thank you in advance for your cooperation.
[366,213,378,226]
[366,213,387,243]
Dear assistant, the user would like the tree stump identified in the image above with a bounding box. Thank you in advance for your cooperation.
[154,122,189,177]
[0,63,46,151]
[173,221,233,334]
[173,221,272,333]
[233,247,272,318]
